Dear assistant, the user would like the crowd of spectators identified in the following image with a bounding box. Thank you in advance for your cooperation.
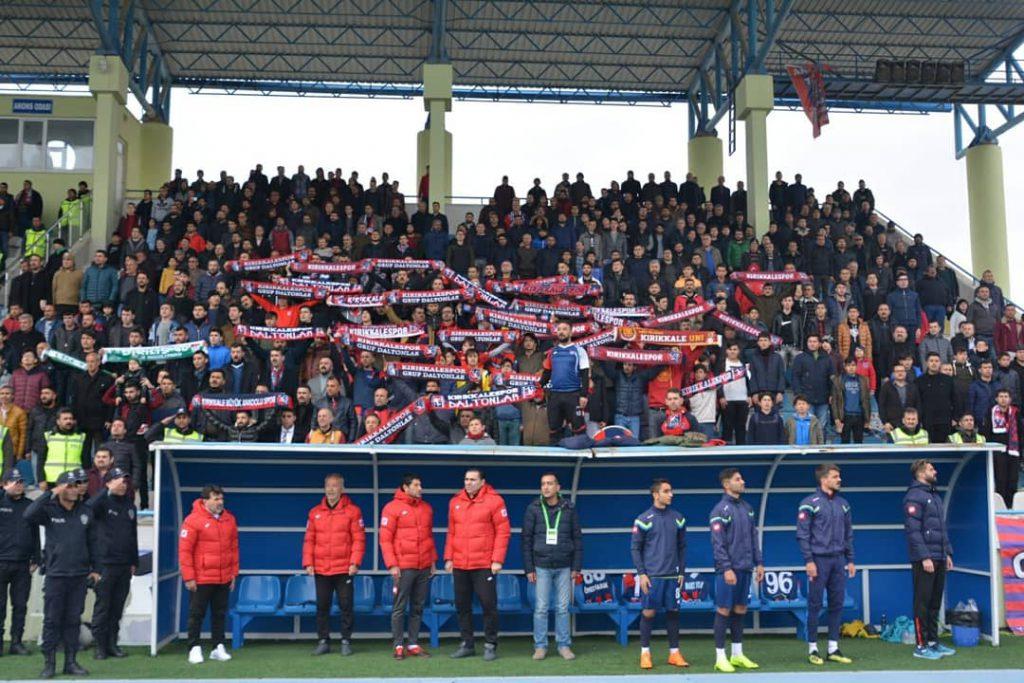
[0,164,1018,509]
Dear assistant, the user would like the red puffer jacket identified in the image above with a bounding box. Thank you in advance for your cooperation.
[380,489,437,570]
[444,484,511,570]
[302,495,366,575]
[179,498,239,585]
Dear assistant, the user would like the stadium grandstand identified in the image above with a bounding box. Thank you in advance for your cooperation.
[0,0,1023,681]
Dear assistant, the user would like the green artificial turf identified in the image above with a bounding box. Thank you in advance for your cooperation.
[2,634,1021,679]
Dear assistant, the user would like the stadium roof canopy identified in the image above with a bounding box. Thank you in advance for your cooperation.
[2,0,1023,122]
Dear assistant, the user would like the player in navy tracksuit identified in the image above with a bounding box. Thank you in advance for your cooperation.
[630,478,688,670]
[796,463,855,665]
[709,468,763,673]
[540,321,589,441]
[903,458,956,660]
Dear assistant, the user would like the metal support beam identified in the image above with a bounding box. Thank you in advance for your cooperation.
[954,43,1024,158]
[429,0,449,63]
[89,0,172,122]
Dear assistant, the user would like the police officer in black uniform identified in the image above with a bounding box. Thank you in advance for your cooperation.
[24,470,99,679]
[86,466,138,660]
[0,469,40,656]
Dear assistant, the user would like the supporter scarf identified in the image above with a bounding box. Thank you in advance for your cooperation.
[617,327,720,349]
[191,392,292,412]
[991,404,1020,456]
[569,321,602,336]
[678,366,749,398]
[491,371,542,388]
[291,260,373,275]
[352,337,439,359]
[387,289,467,305]
[441,268,510,309]
[242,279,325,299]
[224,252,305,273]
[386,362,480,383]
[336,323,425,340]
[103,340,205,364]
[588,346,681,365]
[235,325,325,341]
[273,275,362,293]
[509,299,588,320]
[730,270,810,283]
[437,329,519,345]
[712,311,783,345]
[355,403,417,445]
[577,328,618,348]
[428,385,542,411]
[41,349,87,371]
[371,258,443,271]
[325,292,388,308]
[592,306,653,323]
[475,308,552,335]
[642,302,714,328]
[486,276,567,294]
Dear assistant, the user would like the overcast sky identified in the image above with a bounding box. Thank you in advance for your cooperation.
[169,90,1023,296]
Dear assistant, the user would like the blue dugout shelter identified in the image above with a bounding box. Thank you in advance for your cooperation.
[149,443,1004,654]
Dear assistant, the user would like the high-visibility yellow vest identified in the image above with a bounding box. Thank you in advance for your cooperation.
[162,429,203,443]
[949,431,985,445]
[24,228,47,259]
[892,427,929,446]
[59,199,81,230]
[43,431,85,482]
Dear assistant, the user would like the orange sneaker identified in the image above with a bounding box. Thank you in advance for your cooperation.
[667,651,690,667]
[639,651,653,669]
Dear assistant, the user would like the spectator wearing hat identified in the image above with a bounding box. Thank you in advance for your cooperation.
[86,466,138,660]
[0,469,40,656]
[25,470,99,678]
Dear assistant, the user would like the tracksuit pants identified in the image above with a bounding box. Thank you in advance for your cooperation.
[911,560,946,646]
[453,568,498,647]
[390,568,431,647]
[547,391,585,439]
[722,400,748,445]
[0,561,31,644]
[186,583,230,649]
[315,573,354,642]
[993,453,1020,510]
[806,555,846,643]
[91,564,132,652]
[42,575,88,656]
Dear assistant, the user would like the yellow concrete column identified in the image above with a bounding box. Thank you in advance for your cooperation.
[687,134,723,198]
[139,120,174,192]
[88,55,129,245]
[735,74,774,235]
[422,63,453,212]
[965,142,1010,296]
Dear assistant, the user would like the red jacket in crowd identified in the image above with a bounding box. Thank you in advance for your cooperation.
[302,495,366,575]
[444,484,511,571]
[379,488,437,570]
[179,498,239,585]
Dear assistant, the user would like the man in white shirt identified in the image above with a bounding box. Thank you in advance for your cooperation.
[262,408,300,444]
[719,342,750,445]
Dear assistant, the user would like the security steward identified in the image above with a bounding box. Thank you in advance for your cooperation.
[86,467,138,660]
[24,470,99,679]
[37,408,86,490]
[0,469,40,656]
[144,408,205,444]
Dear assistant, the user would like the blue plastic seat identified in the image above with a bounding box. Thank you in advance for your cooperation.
[496,574,524,611]
[429,573,456,613]
[282,574,317,615]
[234,575,281,614]
[353,575,376,613]
[380,575,396,610]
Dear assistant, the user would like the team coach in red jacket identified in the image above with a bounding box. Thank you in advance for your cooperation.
[179,484,239,665]
[380,472,437,659]
[303,473,366,657]
[444,467,511,661]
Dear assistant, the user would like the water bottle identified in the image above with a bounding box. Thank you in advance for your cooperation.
[880,613,887,630]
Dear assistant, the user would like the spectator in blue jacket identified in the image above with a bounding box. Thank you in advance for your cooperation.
[423,218,450,262]
[903,459,954,660]
[745,333,785,404]
[79,250,119,307]
[607,362,658,438]
[967,359,997,432]
[745,393,786,445]
[886,273,922,342]
[790,335,833,428]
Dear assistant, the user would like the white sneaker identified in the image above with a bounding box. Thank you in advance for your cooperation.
[187,645,204,664]
[209,644,232,661]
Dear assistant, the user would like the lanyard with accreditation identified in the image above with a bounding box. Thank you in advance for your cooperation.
[542,498,562,545]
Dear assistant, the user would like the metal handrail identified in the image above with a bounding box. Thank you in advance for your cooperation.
[874,207,1017,308]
